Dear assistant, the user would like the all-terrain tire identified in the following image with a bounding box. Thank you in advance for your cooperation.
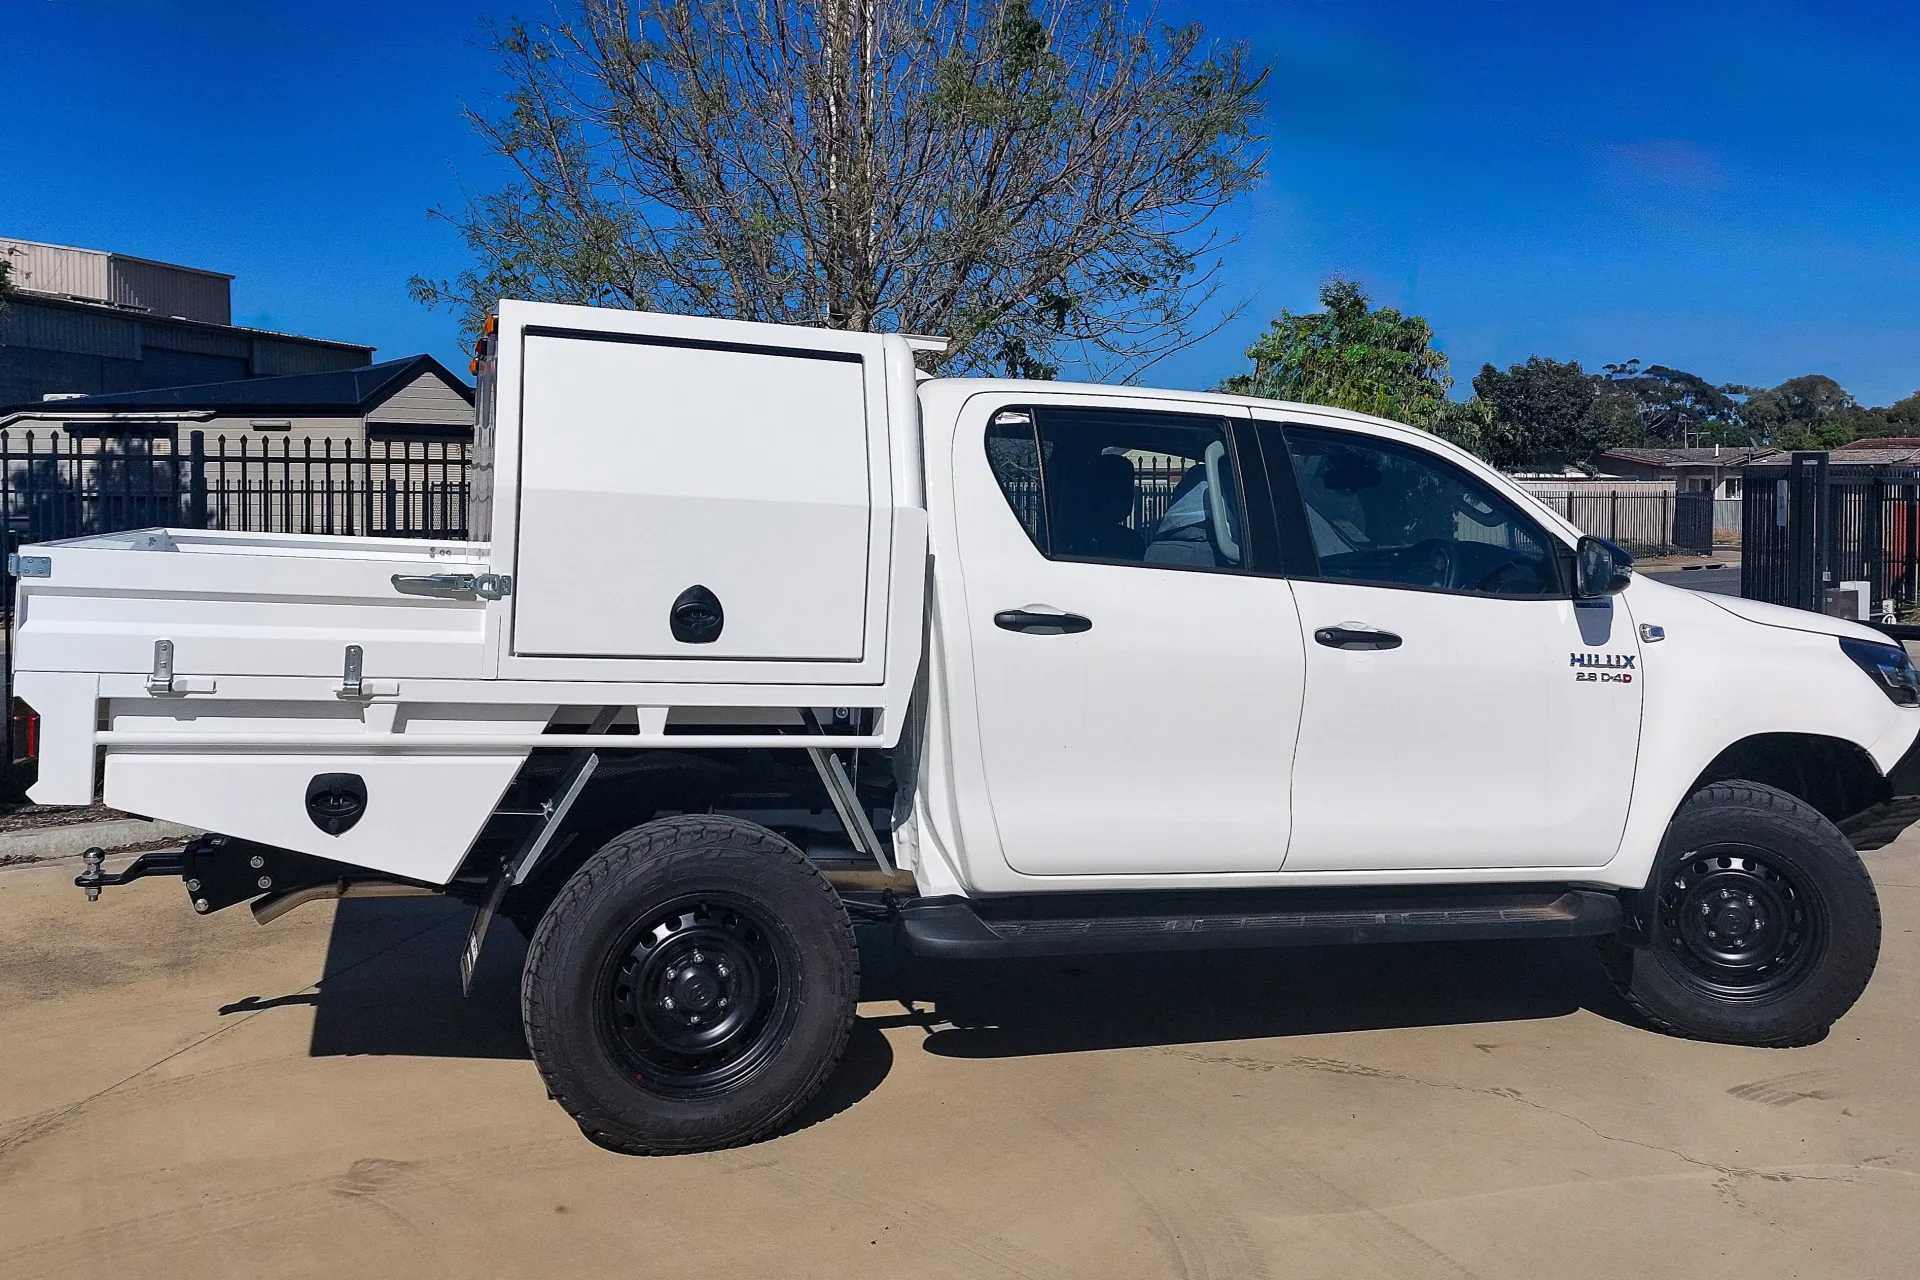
[521,815,858,1154]
[1600,781,1880,1047]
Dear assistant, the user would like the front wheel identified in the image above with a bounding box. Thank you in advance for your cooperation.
[521,816,858,1154]
[1601,781,1881,1047]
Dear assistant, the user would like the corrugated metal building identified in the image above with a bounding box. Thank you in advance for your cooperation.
[0,238,374,407]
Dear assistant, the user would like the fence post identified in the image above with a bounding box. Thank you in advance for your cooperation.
[188,431,208,529]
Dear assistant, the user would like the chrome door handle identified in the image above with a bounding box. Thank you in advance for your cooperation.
[391,572,512,600]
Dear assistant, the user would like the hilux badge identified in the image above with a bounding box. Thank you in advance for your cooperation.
[1571,652,1634,683]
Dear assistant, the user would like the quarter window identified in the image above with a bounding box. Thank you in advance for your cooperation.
[1283,426,1562,597]
[986,406,1247,571]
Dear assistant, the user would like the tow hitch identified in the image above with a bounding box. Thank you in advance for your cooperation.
[75,846,187,902]
[75,834,435,918]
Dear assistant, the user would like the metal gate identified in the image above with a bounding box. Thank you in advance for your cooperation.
[1673,491,1715,554]
[1740,451,1920,620]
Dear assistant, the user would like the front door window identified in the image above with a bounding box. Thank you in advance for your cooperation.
[1285,426,1561,596]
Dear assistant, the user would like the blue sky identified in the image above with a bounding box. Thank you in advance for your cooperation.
[4,1,1918,403]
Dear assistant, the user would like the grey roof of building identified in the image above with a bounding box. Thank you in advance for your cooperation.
[9,289,374,353]
[27,355,472,415]
[1601,446,1781,467]
[1811,448,1920,465]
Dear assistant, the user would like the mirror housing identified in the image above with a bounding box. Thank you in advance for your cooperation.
[1574,535,1634,601]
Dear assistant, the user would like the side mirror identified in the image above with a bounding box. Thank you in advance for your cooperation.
[1574,535,1634,600]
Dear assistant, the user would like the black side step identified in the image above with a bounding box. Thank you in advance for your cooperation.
[897,885,1622,960]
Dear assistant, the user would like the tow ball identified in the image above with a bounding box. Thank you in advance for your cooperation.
[75,845,189,903]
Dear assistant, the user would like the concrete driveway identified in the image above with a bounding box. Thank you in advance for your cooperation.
[3,835,1918,1279]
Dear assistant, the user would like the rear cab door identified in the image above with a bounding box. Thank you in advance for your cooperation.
[938,388,1307,878]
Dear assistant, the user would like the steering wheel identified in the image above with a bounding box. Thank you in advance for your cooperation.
[1401,538,1458,589]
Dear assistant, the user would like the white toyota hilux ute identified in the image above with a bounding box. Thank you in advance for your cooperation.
[14,301,1920,1154]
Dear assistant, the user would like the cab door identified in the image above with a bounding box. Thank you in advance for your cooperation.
[1257,419,1643,872]
[953,399,1306,876]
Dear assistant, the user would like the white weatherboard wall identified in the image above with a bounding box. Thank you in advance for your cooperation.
[512,334,873,661]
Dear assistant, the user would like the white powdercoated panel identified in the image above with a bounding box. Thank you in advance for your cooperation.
[103,752,526,884]
[514,334,872,660]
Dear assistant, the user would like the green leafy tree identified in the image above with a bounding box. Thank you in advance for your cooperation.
[1740,374,1882,450]
[1420,394,1512,461]
[1222,277,1462,422]
[412,0,1267,379]
[1600,359,1745,446]
[1471,356,1640,471]
[1880,388,1920,433]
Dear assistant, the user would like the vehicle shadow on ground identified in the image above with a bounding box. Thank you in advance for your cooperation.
[863,931,1640,1059]
[288,896,893,1134]
[292,898,1639,1077]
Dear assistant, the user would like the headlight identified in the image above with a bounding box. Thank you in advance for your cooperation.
[1839,637,1920,706]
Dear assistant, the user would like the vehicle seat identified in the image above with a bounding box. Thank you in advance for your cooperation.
[1052,453,1145,561]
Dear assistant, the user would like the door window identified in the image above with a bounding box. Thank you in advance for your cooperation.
[985,406,1247,571]
[1282,426,1562,597]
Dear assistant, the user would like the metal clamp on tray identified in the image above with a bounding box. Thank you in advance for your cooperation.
[390,572,512,599]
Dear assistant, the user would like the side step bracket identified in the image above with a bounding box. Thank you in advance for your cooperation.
[897,886,1623,960]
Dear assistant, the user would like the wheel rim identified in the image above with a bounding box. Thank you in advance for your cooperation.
[1656,846,1822,1000]
[596,892,799,1098]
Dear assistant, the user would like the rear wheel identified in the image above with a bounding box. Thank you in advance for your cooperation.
[521,816,857,1153]
[1601,782,1881,1047]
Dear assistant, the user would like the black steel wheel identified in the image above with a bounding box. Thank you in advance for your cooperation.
[598,893,798,1098]
[522,816,857,1154]
[1655,846,1820,1000]
[1601,782,1880,1047]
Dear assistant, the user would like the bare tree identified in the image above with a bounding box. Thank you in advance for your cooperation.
[412,0,1267,378]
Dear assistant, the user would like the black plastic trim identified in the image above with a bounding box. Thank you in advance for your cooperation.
[1249,420,1322,577]
[520,324,865,364]
[1886,728,1920,797]
[898,885,1623,959]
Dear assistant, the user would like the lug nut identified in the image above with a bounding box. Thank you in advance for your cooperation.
[716,963,730,978]
[186,878,202,892]
[661,995,675,1010]
[193,898,210,914]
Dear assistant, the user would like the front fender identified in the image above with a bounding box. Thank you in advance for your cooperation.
[1598,577,1920,891]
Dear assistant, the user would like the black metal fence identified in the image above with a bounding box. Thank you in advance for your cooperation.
[994,457,1191,545]
[2,430,471,763]
[1741,453,1920,619]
